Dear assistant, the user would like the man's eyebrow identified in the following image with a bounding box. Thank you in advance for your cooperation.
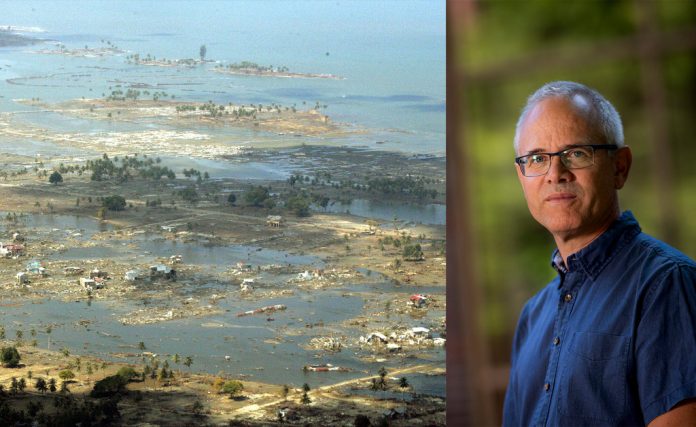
[522,143,590,155]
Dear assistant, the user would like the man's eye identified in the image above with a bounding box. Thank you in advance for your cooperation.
[567,149,589,159]
[529,155,547,164]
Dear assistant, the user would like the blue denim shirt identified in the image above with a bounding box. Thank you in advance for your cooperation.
[503,211,696,426]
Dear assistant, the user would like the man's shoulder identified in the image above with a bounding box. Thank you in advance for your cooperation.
[630,232,696,270]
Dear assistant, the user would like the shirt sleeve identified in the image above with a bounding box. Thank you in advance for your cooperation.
[636,264,696,424]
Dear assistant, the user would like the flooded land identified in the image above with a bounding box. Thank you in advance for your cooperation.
[0,4,445,426]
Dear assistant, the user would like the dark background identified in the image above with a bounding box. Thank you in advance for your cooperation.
[447,0,696,424]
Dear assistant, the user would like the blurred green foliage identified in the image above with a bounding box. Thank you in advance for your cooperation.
[455,0,696,341]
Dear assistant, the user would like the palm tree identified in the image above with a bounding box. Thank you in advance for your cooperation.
[46,325,53,350]
[184,356,193,371]
[199,45,207,62]
[301,383,311,404]
[35,377,47,393]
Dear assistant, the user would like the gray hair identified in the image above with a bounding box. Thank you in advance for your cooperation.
[513,81,624,153]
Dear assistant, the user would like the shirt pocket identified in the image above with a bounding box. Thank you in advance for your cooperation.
[559,331,630,422]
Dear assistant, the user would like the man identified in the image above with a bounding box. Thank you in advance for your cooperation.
[503,81,696,426]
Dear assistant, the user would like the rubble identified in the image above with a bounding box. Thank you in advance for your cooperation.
[306,336,343,352]
[236,304,287,317]
[303,363,348,372]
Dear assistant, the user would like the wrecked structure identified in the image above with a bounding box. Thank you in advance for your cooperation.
[1,242,25,257]
[150,264,176,280]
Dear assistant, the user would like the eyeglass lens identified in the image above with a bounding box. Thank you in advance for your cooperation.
[521,146,594,176]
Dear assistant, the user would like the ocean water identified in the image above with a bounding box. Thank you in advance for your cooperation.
[0,0,445,155]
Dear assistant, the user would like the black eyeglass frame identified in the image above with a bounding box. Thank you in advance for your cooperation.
[515,144,619,177]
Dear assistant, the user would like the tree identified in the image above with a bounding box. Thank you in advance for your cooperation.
[399,377,409,388]
[116,366,139,382]
[245,186,271,207]
[102,195,126,211]
[49,171,63,185]
[378,367,388,390]
[1,346,21,368]
[227,193,236,206]
[286,195,311,217]
[199,44,207,62]
[58,369,75,381]
[48,378,57,392]
[178,187,198,203]
[222,380,244,398]
[184,355,193,371]
[45,325,52,350]
[91,374,127,397]
[282,384,290,401]
[35,377,48,393]
[301,383,311,404]
[403,244,424,261]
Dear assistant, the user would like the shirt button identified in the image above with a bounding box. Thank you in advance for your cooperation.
[553,337,560,346]
[564,293,573,302]
[544,383,551,391]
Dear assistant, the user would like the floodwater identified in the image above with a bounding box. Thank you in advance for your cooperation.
[1,212,112,240]
[1,285,443,390]
[318,198,446,225]
[47,235,323,273]
[0,212,443,391]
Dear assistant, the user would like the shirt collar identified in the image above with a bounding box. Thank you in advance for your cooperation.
[551,210,641,286]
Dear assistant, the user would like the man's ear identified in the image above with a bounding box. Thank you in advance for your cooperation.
[614,146,632,189]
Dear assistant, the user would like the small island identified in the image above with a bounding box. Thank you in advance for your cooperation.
[34,40,125,58]
[213,61,343,80]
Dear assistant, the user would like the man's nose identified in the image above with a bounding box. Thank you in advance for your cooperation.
[546,155,572,182]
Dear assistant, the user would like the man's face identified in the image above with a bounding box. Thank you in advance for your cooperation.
[516,96,628,242]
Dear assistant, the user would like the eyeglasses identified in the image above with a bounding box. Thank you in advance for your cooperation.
[515,144,618,177]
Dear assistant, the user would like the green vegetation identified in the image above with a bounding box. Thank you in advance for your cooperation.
[199,44,207,62]
[85,154,176,183]
[403,244,424,261]
[48,171,63,185]
[286,195,311,217]
[301,383,311,404]
[1,346,21,368]
[178,187,199,204]
[90,374,127,397]
[102,195,126,211]
[115,366,139,382]
[58,370,75,381]
[245,185,272,207]
[221,380,244,398]
[216,61,290,73]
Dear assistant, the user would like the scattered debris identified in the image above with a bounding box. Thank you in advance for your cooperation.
[304,363,348,372]
[1,242,25,257]
[64,266,84,275]
[266,215,285,227]
[307,336,343,352]
[236,304,286,317]
[150,264,176,280]
[409,294,429,308]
